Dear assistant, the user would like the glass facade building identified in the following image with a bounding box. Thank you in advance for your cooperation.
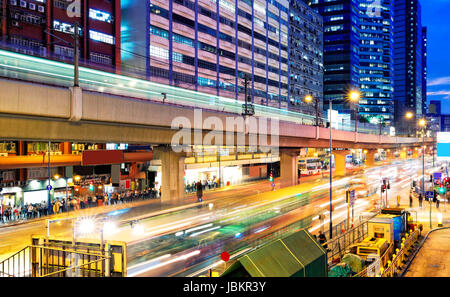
[121,0,292,109]
[393,0,425,135]
[358,0,394,126]
[309,0,360,117]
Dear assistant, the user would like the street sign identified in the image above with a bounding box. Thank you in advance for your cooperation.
[350,190,356,206]
[426,191,434,200]
[434,172,442,181]
[437,132,450,159]
[46,185,52,191]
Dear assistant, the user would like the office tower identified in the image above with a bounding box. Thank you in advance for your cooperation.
[309,0,360,117]
[0,0,120,68]
[121,0,290,108]
[358,0,394,126]
[394,0,425,135]
[288,0,324,119]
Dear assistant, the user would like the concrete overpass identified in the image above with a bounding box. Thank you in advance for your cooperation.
[0,49,432,204]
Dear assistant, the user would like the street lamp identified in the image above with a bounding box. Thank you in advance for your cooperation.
[304,95,319,126]
[418,118,432,228]
[349,90,361,134]
[405,112,414,137]
[307,90,360,239]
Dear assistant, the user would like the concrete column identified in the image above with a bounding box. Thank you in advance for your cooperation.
[385,150,394,161]
[63,142,72,154]
[334,150,350,177]
[280,149,300,188]
[154,146,186,204]
[399,149,407,159]
[365,149,377,167]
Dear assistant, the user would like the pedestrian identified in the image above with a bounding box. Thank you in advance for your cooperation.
[396,195,401,207]
[409,193,413,208]
[419,193,423,208]
[318,231,328,250]
[196,181,203,202]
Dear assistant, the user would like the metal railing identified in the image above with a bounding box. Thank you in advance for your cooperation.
[324,212,379,263]
[382,229,420,277]
[0,244,109,277]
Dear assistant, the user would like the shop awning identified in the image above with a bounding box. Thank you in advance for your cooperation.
[221,229,327,277]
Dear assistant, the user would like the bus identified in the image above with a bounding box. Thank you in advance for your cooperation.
[298,158,323,176]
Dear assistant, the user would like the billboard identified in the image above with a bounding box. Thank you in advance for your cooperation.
[437,132,450,159]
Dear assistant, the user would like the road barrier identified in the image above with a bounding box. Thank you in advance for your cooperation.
[381,229,420,277]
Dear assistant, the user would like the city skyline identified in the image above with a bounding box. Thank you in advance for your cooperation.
[422,0,450,113]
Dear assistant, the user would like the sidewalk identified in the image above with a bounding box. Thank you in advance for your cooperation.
[404,227,450,277]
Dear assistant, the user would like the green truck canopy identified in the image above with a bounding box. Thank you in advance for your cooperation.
[222,229,327,277]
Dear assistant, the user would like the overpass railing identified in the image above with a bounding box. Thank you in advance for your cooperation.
[0,45,387,136]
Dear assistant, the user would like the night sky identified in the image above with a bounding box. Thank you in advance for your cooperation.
[422,0,450,114]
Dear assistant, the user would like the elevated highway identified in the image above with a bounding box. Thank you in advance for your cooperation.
[0,49,429,149]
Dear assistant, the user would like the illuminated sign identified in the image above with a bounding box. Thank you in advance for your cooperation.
[437,132,450,159]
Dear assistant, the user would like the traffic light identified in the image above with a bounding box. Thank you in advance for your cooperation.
[269,172,273,182]
[387,182,390,190]
[381,185,386,193]
[430,175,433,182]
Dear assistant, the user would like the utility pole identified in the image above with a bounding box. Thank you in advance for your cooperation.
[315,98,319,127]
[241,74,254,117]
[73,23,80,87]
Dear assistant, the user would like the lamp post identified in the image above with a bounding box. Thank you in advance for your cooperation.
[405,112,414,137]
[418,118,431,228]
[304,95,319,126]
[349,91,361,134]
[308,90,360,239]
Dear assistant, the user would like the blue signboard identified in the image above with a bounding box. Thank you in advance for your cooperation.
[426,191,434,200]
[434,172,442,181]
[46,185,52,191]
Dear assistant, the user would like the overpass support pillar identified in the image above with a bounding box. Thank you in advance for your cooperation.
[400,149,407,159]
[385,149,394,161]
[154,146,186,204]
[365,149,377,167]
[280,149,300,188]
[334,150,350,177]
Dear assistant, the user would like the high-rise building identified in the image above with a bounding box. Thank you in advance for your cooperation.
[288,0,324,117]
[358,0,394,126]
[422,26,427,116]
[0,0,121,69]
[393,0,425,135]
[121,0,290,109]
[309,0,360,117]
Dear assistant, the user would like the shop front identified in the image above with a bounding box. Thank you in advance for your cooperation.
[23,179,70,206]
[0,187,23,210]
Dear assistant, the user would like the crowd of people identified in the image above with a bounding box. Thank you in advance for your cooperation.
[185,179,219,193]
[0,188,160,225]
